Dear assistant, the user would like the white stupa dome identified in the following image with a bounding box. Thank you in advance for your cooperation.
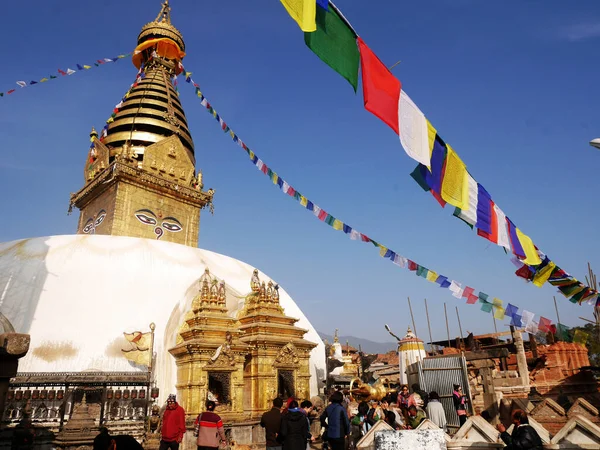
[0,235,326,399]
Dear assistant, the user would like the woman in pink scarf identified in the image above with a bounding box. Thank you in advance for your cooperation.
[452,384,469,428]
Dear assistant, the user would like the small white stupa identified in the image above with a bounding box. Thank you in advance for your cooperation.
[398,327,427,385]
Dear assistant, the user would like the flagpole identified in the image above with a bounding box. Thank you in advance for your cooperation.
[147,322,156,417]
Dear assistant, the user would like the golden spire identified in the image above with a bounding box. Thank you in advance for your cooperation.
[101,1,193,162]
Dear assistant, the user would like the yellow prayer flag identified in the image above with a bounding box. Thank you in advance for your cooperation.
[229,130,235,138]
[249,151,255,160]
[379,246,388,257]
[515,229,542,266]
[272,174,279,185]
[494,306,505,320]
[332,219,343,231]
[300,196,308,207]
[426,270,438,282]
[426,120,437,166]
[573,329,589,346]
[280,0,316,32]
[40,78,48,83]
[83,65,91,69]
[441,145,469,210]
[532,261,556,287]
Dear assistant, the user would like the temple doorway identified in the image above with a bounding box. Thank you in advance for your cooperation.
[208,372,231,405]
[277,370,295,399]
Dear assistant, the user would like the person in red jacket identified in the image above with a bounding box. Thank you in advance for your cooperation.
[160,394,187,450]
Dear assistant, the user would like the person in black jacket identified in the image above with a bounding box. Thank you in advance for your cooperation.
[497,410,543,450]
[320,391,350,450]
[261,397,284,450]
[279,400,309,450]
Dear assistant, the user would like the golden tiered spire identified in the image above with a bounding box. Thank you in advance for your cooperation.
[102,0,194,162]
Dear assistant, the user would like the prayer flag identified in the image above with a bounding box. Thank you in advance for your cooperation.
[29,81,37,85]
[83,65,91,69]
[357,37,401,134]
[398,91,431,166]
[332,219,343,230]
[66,68,76,75]
[379,246,388,257]
[521,310,535,327]
[40,78,48,82]
[16,81,26,87]
[317,0,328,9]
[573,329,589,346]
[466,294,478,304]
[510,313,523,328]
[525,321,538,334]
[481,302,493,313]
[424,135,448,198]
[556,323,570,341]
[280,0,316,32]
[426,270,438,282]
[304,5,359,91]
[441,145,468,210]
[532,261,556,287]
[449,281,461,294]
[392,254,407,267]
[505,303,519,319]
[477,199,498,243]
[538,316,552,333]
[350,230,361,240]
[507,217,525,259]
[494,305,505,320]
[462,287,474,299]
[454,174,478,227]
[77,64,84,70]
[478,292,489,302]
[494,205,511,250]
[476,184,493,235]
[515,229,541,265]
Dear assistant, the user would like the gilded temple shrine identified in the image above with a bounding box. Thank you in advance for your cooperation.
[171,269,317,421]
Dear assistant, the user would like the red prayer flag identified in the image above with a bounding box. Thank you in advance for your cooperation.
[318,210,327,221]
[467,294,478,304]
[538,316,552,333]
[462,287,474,298]
[357,37,401,134]
[407,260,417,271]
[58,69,67,76]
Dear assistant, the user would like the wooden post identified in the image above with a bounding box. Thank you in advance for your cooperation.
[456,306,465,349]
[492,314,498,334]
[408,297,418,338]
[424,299,434,353]
[444,303,451,349]
[529,333,538,358]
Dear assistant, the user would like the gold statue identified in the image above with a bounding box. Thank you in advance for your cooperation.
[349,377,396,402]
[250,269,260,292]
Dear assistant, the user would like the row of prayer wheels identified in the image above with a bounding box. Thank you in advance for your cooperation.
[6,387,158,401]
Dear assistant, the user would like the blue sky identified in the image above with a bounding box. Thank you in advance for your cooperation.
[1,0,600,344]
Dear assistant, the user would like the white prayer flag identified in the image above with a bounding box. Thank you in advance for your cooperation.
[452,288,464,299]
[66,69,76,75]
[494,205,511,250]
[449,280,462,294]
[16,81,27,87]
[256,159,264,171]
[456,174,478,226]
[398,91,430,166]
[313,205,322,218]
[350,230,361,241]
[392,254,407,268]
[282,181,290,193]
[525,321,538,334]
[521,310,535,326]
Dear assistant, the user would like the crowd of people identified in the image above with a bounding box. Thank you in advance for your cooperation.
[259,383,469,450]
[89,383,543,450]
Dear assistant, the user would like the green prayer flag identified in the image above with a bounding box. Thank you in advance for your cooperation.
[481,302,493,313]
[556,323,570,342]
[304,6,359,91]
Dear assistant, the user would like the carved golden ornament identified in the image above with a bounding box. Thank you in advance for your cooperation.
[250,269,261,292]
[274,343,300,366]
[259,282,267,300]
[218,281,226,304]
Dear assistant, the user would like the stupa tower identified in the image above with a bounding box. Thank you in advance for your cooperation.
[70,1,214,247]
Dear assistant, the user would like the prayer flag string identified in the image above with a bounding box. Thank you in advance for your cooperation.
[0,53,131,98]
[183,73,580,337]
[284,1,598,307]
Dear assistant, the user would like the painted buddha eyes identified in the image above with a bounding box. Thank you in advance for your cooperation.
[135,212,158,225]
[161,221,182,232]
[82,210,107,234]
[134,209,183,239]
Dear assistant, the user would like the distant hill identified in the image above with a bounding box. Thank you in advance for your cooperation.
[318,332,397,355]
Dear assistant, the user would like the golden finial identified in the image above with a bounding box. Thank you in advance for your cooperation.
[250,269,260,292]
[155,0,172,24]
[90,127,98,138]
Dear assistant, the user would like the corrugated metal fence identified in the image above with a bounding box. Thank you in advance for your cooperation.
[407,354,472,433]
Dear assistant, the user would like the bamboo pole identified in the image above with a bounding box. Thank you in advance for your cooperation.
[408,297,418,338]
[554,296,562,326]
[444,303,451,348]
[456,306,465,349]
[424,298,434,353]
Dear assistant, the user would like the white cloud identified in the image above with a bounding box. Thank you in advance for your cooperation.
[560,22,600,42]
